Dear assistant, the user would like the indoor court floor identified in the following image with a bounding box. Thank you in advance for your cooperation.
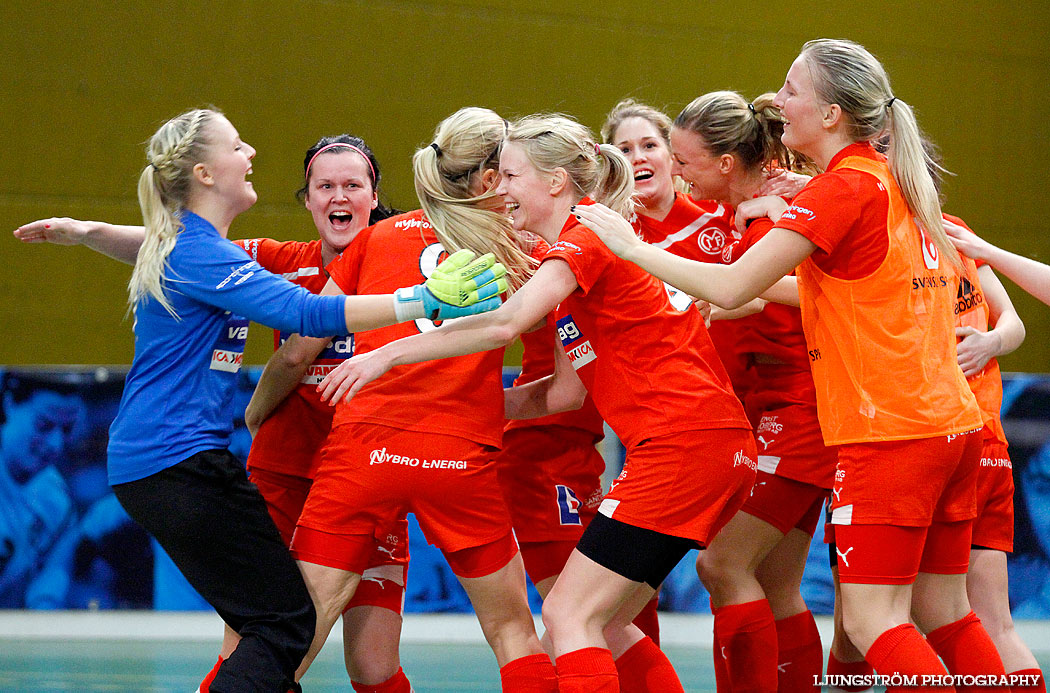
[1,613,1047,692]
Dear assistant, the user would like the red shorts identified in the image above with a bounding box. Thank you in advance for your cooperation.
[495,426,604,544]
[599,427,756,545]
[248,466,311,546]
[247,393,331,478]
[834,520,973,584]
[830,431,981,527]
[972,439,1014,552]
[293,423,514,574]
[518,539,579,585]
[741,471,827,536]
[250,466,410,614]
[750,395,837,489]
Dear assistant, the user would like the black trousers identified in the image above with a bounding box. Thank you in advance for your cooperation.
[113,449,315,693]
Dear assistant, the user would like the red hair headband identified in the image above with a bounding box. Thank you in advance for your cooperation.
[305,143,376,183]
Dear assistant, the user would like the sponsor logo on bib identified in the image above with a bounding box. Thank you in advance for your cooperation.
[556,314,596,370]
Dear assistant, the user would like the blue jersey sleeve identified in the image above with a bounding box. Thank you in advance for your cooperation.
[167,234,349,336]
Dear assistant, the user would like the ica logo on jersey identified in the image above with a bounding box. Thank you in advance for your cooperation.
[210,314,249,373]
[556,314,596,370]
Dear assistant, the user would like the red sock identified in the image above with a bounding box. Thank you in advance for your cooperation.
[632,596,661,646]
[713,599,778,693]
[351,666,413,693]
[198,656,223,693]
[614,636,683,692]
[711,603,729,693]
[864,623,949,693]
[926,611,1005,693]
[775,611,823,693]
[1010,669,1046,693]
[555,647,619,693]
[499,653,557,692]
[826,651,874,692]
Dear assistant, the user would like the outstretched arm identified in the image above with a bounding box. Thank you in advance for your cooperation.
[318,259,580,405]
[14,218,144,264]
[945,220,1050,307]
[574,203,815,309]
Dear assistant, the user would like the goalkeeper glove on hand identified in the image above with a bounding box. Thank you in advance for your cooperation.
[425,249,508,306]
[393,249,507,322]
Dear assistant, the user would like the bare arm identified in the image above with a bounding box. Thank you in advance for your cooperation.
[946,221,1050,307]
[709,298,768,322]
[574,203,815,309]
[504,331,587,419]
[14,218,144,264]
[955,265,1026,377]
[244,333,330,436]
[318,260,580,405]
[244,278,350,434]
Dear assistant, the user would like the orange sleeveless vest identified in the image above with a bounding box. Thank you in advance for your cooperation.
[954,256,1008,444]
[795,156,982,445]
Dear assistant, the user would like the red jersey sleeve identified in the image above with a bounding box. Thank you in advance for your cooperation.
[776,151,889,279]
[543,224,615,296]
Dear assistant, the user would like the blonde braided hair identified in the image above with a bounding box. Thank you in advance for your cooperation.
[130,108,217,317]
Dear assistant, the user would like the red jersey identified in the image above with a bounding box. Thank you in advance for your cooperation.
[634,193,738,265]
[635,193,744,380]
[325,210,505,448]
[722,218,811,373]
[506,236,604,437]
[234,237,352,478]
[544,209,750,450]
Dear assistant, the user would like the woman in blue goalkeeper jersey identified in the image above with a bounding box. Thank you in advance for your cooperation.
[36,108,501,693]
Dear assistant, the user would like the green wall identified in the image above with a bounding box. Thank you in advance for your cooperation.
[3,1,1048,369]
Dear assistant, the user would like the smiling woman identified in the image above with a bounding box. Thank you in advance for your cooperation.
[14,107,507,693]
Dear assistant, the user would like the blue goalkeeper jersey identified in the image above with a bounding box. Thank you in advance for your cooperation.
[107,211,348,484]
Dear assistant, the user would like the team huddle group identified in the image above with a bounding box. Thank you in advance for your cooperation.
[14,37,1050,693]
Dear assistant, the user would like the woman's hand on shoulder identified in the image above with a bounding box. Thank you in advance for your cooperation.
[734,196,790,233]
[757,170,811,199]
[944,218,993,262]
[571,203,642,259]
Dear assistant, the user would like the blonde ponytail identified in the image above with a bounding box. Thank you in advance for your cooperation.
[507,114,635,219]
[799,39,959,267]
[413,107,535,292]
[674,90,817,176]
[129,108,217,316]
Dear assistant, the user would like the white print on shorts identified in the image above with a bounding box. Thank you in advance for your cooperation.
[368,447,467,470]
[733,450,757,471]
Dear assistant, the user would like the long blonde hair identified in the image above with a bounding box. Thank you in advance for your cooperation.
[799,38,959,266]
[413,107,535,292]
[507,114,635,219]
[130,108,218,316]
[674,90,817,175]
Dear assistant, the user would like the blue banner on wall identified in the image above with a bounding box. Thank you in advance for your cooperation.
[0,367,1047,615]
